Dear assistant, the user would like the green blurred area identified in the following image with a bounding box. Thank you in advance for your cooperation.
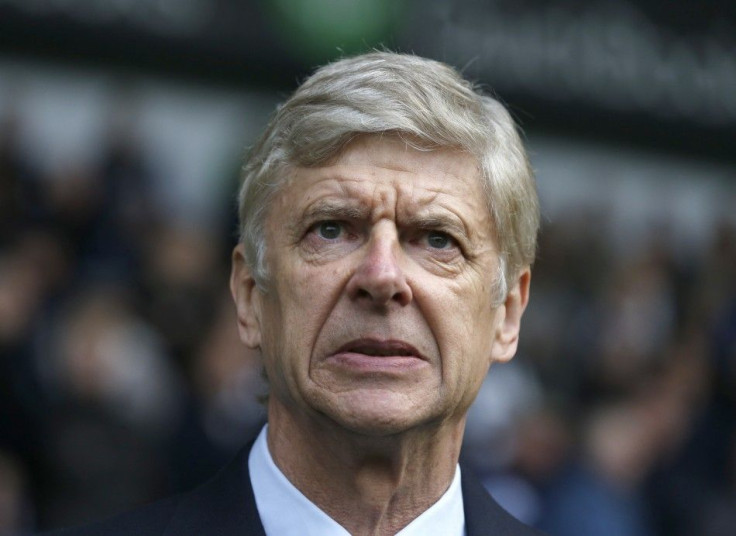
[263,0,407,63]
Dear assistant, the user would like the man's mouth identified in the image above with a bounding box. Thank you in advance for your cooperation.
[334,339,424,359]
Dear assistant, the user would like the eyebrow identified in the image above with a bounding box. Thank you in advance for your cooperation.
[296,199,472,240]
[302,200,367,222]
[403,214,469,238]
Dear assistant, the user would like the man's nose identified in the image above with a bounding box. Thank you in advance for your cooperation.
[346,228,412,307]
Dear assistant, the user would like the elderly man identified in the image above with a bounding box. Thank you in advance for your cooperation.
[48,52,542,535]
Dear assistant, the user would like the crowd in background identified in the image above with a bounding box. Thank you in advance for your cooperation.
[1,98,735,536]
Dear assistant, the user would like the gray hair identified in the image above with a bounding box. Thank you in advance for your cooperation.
[238,52,539,302]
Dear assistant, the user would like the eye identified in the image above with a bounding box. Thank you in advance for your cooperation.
[316,220,342,240]
[426,231,454,249]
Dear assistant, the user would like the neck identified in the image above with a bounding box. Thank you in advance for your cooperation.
[266,402,465,536]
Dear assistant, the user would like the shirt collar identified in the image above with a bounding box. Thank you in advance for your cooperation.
[248,425,465,536]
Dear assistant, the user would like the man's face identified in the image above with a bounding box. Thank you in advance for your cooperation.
[232,135,529,436]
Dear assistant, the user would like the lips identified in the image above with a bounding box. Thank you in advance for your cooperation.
[333,339,424,360]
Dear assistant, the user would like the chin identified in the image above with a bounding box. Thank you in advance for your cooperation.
[316,390,441,437]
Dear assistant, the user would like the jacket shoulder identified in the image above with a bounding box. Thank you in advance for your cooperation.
[37,441,264,536]
[39,495,181,536]
[461,467,548,536]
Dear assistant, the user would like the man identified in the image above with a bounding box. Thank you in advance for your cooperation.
[47,52,543,535]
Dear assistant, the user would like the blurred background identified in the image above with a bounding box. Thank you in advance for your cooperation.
[0,0,734,535]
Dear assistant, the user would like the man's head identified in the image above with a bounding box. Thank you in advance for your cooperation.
[237,52,538,304]
[231,52,539,436]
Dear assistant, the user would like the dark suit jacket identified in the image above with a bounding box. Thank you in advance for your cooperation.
[44,443,545,536]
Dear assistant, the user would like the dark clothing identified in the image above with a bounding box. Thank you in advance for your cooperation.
[43,442,545,536]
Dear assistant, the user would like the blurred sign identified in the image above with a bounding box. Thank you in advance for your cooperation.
[405,0,736,162]
[0,0,207,33]
[0,0,733,162]
[410,0,736,127]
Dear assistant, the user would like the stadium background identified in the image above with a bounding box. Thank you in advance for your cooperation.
[1,1,735,534]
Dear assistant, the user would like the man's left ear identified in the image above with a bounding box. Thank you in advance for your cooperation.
[491,267,531,363]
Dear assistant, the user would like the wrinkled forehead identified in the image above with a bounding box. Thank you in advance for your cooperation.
[279,134,486,199]
[264,136,494,242]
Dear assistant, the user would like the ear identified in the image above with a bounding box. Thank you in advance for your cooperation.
[490,267,531,363]
[230,243,262,349]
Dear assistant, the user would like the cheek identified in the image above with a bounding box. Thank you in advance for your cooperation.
[426,280,499,386]
[259,293,315,406]
[433,278,497,348]
[266,264,347,365]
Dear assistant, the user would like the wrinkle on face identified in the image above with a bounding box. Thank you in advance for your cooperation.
[254,135,510,437]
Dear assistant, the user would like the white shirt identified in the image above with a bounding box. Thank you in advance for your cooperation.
[249,425,466,536]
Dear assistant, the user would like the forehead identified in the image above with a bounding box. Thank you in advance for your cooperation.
[275,136,489,220]
[331,135,480,184]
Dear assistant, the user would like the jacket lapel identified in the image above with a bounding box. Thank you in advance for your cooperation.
[163,443,266,536]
